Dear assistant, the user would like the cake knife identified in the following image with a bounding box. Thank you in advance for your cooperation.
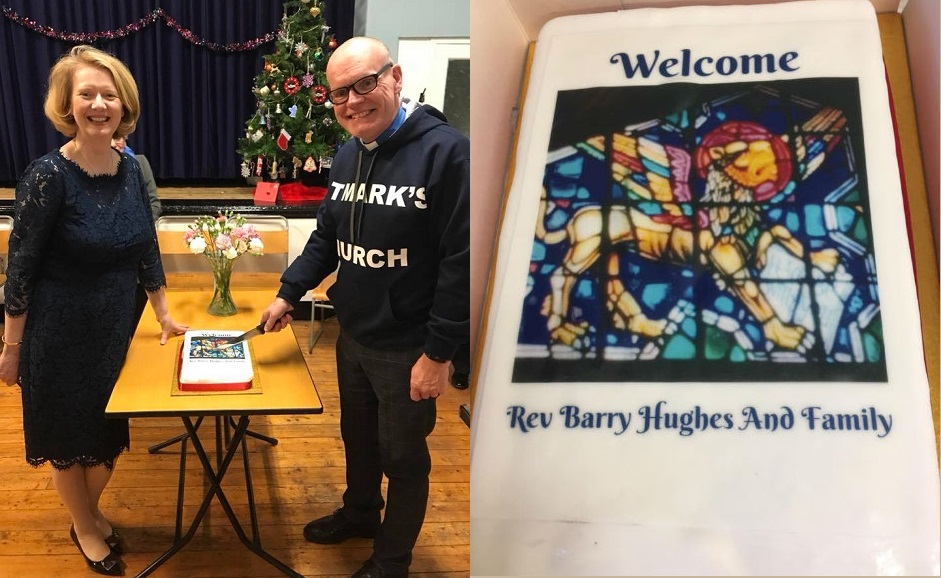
[215,323,265,349]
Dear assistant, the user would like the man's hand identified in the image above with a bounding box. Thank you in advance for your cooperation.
[410,354,449,401]
[261,298,295,333]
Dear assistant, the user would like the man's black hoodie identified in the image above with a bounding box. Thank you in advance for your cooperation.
[277,104,469,361]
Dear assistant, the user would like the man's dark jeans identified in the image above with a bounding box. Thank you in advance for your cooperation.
[335,331,437,573]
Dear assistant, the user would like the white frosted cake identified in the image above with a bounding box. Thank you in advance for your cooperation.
[471,1,940,575]
[179,330,254,391]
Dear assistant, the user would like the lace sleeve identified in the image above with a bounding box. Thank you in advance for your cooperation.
[5,159,66,317]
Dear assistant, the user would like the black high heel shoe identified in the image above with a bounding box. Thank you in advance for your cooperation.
[69,526,125,576]
[103,526,125,554]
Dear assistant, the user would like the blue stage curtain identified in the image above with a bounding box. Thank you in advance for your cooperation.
[0,0,351,184]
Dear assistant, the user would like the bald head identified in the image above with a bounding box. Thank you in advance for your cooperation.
[326,37,403,142]
[327,37,392,76]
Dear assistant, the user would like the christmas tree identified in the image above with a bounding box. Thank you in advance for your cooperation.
[237,0,347,183]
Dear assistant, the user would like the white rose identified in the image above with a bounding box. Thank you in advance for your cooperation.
[224,247,239,259]
[248,238,265,255]
[189,237,207,254]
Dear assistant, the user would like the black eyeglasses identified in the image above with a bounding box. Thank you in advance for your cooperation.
[327,62,393,105]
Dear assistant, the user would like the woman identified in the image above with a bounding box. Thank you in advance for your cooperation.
[0,46,187,576]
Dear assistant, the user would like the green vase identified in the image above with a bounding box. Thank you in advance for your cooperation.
[206,254,237,316]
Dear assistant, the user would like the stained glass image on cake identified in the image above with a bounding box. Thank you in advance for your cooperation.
[514,79,886,382]
[188,336,246,359]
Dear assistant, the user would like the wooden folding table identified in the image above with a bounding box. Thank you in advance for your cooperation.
[106,289,323,577]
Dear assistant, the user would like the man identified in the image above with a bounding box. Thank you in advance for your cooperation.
[259,37,469,578]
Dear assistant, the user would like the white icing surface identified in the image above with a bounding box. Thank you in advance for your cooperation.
[471,1,940,574]
[180,330,254,385]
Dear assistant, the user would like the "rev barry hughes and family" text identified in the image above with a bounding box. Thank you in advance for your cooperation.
[506,401,893,437]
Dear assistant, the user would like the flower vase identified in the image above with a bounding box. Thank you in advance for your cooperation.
[206,254,237,316]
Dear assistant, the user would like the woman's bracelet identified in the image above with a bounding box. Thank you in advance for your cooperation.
[2,336,22,346]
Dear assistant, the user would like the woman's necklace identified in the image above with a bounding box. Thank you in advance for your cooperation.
[69,142,118,177]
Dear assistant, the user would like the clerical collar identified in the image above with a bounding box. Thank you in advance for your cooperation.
[361,105,407,151]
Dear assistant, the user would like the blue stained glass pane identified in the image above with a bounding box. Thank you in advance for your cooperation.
[539,264,555,275]
[730,347,747,362]
[664,335,695,359]
[557,156,583,177]
[681,317,697,337]
[715,295,735,314]
[575,279,594,299]
[637,201,660,214]
[836,206,856,230]
[642,284,668,308]
[577,187,592,199]
[531,243,546,261]
[545,210,568,230]
[785,211,800,231]
[804,205,825,236]
[641,158,671,178]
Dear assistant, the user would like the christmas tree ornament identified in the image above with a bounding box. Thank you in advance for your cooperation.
[270,159,279,180]
[328,36,337,50]
[255,155,264,176]
[275,103,282,114]
[304,156,317,172]
[284,76,300,95]
[277,128,292,151]
[311,85,327,104]
[310,6,321,16]
[300,0,310,3]
[320,156,333,169]
[241,161,251,178]
[251,129,264,142]
[289,104,299,118]
[313,48,324,61]
[323,117,333,126]
[305,131,313,143]
[266,114,273,129]
[264,61,272,72]
[294,41,309,55]
[324,100,333,110]
[302,72,314,87]
[259,85,270,96]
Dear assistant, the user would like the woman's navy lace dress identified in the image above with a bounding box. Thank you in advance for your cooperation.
[7,150,165,470]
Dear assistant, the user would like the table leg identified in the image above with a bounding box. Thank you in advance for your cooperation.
[135,415,302,578]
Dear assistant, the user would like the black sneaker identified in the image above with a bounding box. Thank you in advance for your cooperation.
[303,508,380,544]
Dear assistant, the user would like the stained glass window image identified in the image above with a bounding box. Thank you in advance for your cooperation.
[513,79,886,382]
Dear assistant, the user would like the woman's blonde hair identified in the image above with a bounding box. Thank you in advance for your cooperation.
[43,45,140,138]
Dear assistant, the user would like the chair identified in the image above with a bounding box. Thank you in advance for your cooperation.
[308,272,336,352]
[155,215,289,289]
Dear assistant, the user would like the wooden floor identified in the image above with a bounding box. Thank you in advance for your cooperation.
[0,320,470,578]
